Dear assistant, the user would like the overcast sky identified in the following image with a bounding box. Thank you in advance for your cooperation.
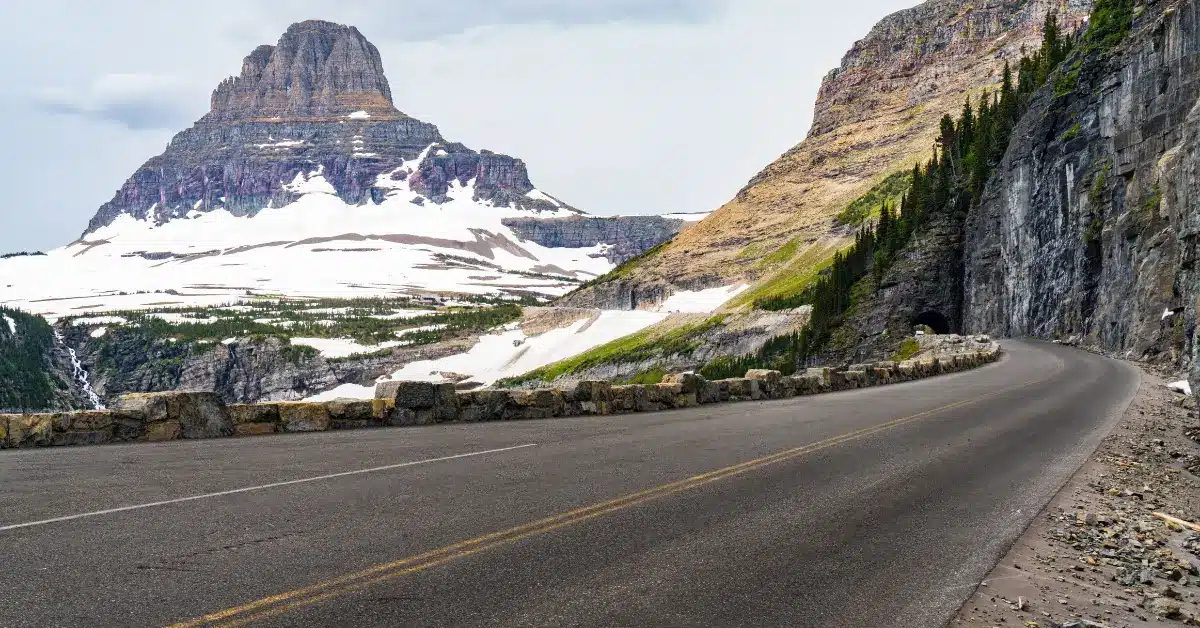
[0,0,918,252]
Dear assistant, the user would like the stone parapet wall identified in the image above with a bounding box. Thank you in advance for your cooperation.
[0,348,1000,450]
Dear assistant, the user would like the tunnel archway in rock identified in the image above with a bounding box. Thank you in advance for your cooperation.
[913,310,951,335]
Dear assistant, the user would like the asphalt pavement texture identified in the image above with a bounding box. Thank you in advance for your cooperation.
[0,340,1140,628]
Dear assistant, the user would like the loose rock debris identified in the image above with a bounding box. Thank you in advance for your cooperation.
[953,370,1200,627]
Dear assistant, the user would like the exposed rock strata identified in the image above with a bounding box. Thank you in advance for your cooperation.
[963,0,1200,379]
[501,216,689,264]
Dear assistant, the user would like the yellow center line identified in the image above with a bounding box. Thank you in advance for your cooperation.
[169,366,1057,628]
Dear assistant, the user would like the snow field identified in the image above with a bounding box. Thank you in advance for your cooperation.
[305,310,669,400]
[0,156,622,317]
[653,285,748,314]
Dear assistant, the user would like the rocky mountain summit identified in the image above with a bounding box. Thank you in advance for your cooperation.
[562,0,1092,310]
[87,20,563,234]
[208,21,395,123]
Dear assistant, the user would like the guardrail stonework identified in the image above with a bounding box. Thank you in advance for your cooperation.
[0,347,1000,450]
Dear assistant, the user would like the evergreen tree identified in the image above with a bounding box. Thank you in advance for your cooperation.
[1043,10,1063,69]
[957,99,975,157]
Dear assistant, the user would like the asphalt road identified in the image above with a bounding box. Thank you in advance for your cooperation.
[0,340,1140,628]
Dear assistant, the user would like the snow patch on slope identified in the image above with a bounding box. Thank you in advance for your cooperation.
[290,337,402,359]
[305,310,668,400]
[283,167,337,196]
[256,140,306,149]
[1,143,690,321]
[653,285,748,313]
[71,316,127,326]
[526,189,560,206]
[0,164,611,318]
[2,314,14,334]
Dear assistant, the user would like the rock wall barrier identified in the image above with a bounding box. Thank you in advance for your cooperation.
[0,347,1001,450]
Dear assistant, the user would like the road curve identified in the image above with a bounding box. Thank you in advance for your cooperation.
[0,340,1139,628]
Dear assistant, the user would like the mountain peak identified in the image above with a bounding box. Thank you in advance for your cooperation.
[208,20,399,122]
[77,19,588,241]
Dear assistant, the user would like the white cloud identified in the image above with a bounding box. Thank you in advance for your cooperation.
[237,0,725,42]
[33,73,195,130]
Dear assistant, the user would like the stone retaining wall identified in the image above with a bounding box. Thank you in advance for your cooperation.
[0,347,1000,450]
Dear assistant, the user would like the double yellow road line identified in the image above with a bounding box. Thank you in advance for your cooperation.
[171,369,1050,627]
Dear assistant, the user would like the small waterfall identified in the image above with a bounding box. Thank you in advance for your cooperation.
[54,329,105,410]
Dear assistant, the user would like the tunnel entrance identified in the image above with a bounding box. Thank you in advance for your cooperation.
[913,310,951,335]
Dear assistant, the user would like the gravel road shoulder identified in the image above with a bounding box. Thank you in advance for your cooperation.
[951,365,1200,627]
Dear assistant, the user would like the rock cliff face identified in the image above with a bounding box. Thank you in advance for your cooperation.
[207,22,394,122]
[0,311,91,412]
[63,326,477,406]
[963,0,1200,374]
[553,279,676,312]
[833,210,967,361]
[566,0,1091,310]
[501,216,689,264]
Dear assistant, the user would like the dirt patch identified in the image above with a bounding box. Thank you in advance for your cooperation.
[529,263,583,278]
[951,369,1200,627]
[279,230,538,262]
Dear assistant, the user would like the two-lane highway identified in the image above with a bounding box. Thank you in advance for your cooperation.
[0,341,1139,627]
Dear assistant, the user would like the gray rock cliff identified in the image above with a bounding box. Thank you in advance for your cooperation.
[502,216,689,264]
[834,210,966,362]
[963,0,1200,375]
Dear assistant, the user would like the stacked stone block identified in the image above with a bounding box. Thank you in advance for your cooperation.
[0,347,1001,450]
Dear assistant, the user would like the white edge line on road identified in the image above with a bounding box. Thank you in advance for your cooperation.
[0,443,538,532]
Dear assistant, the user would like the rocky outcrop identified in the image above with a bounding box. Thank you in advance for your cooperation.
[63,326,476,406]
[567,0,1092,306]
[555,279,676,311]
[207,21,394,122]
[502,215,688,264]
[831,210,967,361]
[963,0,1200,374]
